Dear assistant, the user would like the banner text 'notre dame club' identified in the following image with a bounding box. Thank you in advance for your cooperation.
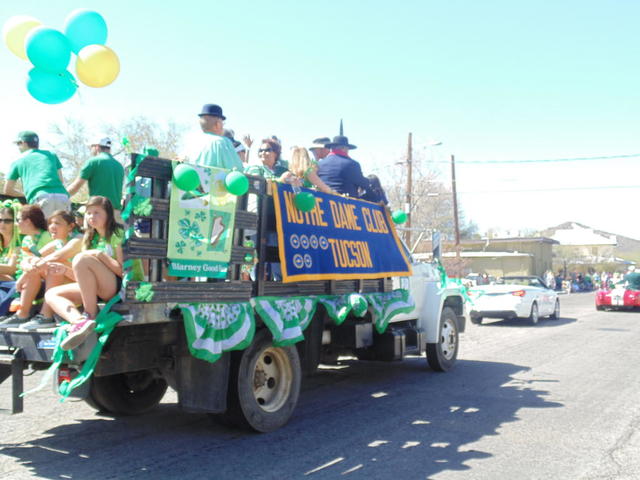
[282,191,393,269]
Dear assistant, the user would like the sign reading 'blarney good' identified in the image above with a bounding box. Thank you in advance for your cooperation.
[167,165,237,278]
[272,183,412,283]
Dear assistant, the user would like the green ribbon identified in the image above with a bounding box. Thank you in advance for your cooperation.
[58,295,124,400]
[135,282,155,302]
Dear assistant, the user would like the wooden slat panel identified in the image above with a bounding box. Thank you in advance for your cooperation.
[125,155,267,195]
[125,198,257,231]
[123,237,253,264]
[125,281,252,303]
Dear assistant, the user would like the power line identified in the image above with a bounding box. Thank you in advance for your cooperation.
[429,153,640,165]
[459,185,639,194]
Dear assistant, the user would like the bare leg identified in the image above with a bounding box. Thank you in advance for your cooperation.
[72,254,118,318]
[16,271,41,318]
[45,283,84,324]
[41,272,67,318]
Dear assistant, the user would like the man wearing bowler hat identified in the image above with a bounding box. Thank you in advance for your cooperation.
[193,104,243,170]
[317,125,371,198]
[4,131,70,217]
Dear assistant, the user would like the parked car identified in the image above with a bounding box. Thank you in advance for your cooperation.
[467,275,560,325]
[595,273,640,310]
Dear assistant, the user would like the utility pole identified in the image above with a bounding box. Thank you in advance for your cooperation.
[405,132,412,247]
[451,154,461,272]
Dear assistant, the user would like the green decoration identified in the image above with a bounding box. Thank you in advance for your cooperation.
[348,293,368,317]
[363,290,415,334]
[251,296,318,346]
[244,253,254,263]
[294,192,316,212]
[173,163,200,192]
[143,146,159,157]
[132,196,152,216]
[179,302,255,363]
[135,282,155,302]
[392,210,407,224]
[225,171,249,196]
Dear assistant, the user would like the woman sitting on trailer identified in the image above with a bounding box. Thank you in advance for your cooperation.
[16,210,82,330]
[285,147,336,194]
[0,203,21,318]
[0,204,52,327]
[46,196,142,350]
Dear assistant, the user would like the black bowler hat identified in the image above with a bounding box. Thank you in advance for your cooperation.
[326,135,357,150]
[198,104,226,120]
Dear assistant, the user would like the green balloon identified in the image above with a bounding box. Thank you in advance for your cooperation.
[392,210,408,224]
[173,163,200,191]
[225,171,249,196]
[294,192,316,212]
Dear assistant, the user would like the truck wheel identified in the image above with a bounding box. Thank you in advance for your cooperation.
[88,370,168,416]
[222,328,301,432]
[550,300,560,319]
[596,305,604,311]
[470,316,483,325]
[529,302,539,325]
[426,307,459,372]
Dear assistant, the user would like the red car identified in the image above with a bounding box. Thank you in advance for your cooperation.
[595,273,640,310]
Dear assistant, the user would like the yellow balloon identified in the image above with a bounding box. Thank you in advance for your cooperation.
[2,15,42,60]
[76,44,120,88]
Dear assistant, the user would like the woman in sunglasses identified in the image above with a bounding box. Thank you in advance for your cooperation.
[0,203,20,317]
[244,139,291,181]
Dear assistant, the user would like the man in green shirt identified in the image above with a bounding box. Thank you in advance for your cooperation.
[67,137,124,220]
[4,131,70,217]
[192,104,243,170]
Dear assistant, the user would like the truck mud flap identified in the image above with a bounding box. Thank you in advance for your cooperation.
[0,348,24,414]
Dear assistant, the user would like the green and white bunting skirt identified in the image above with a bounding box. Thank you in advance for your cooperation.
[364,290,415,334]
[251,296,317,346]
[179,302,255,363]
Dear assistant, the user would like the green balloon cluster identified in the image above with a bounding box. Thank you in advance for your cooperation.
[173,163,200,192]
[392,210,408,224]
[294,192,316,212]
[225,171,249,196]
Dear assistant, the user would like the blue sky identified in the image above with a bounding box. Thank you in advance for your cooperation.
[2,0,639,239]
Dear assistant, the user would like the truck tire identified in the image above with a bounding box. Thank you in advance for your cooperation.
[529,302,539,325]
[550,300,560,319]
[222,328,301,432]
[470,316,483,325]
[88,370,168,416]
[426,307,459,372]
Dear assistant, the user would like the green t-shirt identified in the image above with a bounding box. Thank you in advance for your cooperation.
[7,149,68,204]
[87,229,144,281]
[80,153,125,210]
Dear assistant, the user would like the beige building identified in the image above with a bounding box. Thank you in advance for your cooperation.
[441,251,533,277]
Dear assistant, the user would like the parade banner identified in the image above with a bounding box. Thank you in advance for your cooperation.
[272,183,412,282]
[167,165,237,278]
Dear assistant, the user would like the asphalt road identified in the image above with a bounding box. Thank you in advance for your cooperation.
[1,292,639,480]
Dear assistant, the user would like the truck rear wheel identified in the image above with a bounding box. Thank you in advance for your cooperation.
[87,370,168,415]
[221,328,301,432]
[426,307,459,372]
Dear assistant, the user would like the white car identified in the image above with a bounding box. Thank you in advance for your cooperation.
[467,275,560,325]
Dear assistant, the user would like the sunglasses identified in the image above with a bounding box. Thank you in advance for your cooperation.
[0,218,14,224]
[258,148,274,153]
